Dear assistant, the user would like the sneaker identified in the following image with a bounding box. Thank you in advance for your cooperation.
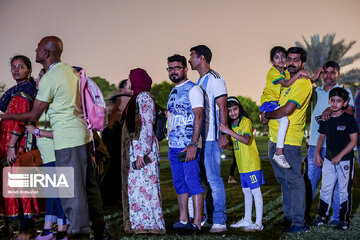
[34,232,55,240]
[201,218,212,228]
[334,220,349,230]
[284,225,308,233]
[230,218,252,228]
[273,154,291,169]
[329,220,339,226]
[312,216,327,226]
[228,176,237,184]
[188,223,202,233]
[173,220,193,229]
[243,223,263,232]
[209,223,227,233]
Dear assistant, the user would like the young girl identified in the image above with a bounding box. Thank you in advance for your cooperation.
[219,97,264,231]
[259,46,310,169]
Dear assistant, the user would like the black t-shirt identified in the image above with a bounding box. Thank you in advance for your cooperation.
[318,112,358,161]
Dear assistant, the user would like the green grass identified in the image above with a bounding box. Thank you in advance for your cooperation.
[3,137,360,240]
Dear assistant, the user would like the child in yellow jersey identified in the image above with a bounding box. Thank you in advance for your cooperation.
[260,46,310,169]
[219,97,264,231]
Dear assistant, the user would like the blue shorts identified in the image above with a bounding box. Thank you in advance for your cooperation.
[240,170,265,189]
[259,101,279,113]
[169,147,204,196]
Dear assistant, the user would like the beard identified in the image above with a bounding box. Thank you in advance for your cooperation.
[169,74,185,83]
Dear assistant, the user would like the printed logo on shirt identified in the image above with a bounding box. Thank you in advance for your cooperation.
[337,125,346,131]
[344,165,349,170]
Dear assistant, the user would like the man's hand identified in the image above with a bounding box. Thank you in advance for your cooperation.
[25,125,37,134]
[321,107,332,121]
[331,155,342,165]
[314,153,323,167]
[136,155,146,169]
[260,112,269,125]
[218,134,228,149]
[182,145,197,162]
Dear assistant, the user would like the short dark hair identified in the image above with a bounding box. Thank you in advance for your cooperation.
[287,47,307,62]
[329,87,349,102]
[270,46,287,62]
[323,61,340,73]
[11,55,32,70]
[119,79,128,89]
[167,54,187,68]
[190,45,212,63]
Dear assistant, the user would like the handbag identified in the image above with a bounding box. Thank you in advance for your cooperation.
[16,148,42,167]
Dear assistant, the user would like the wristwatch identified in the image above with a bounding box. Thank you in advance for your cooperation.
[34,128,41,137]
[189,141,198,147]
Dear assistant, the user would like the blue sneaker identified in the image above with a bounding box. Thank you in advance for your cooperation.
[285,225,308,233]
[173,220,193,229]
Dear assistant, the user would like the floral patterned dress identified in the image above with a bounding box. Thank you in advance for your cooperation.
[121,92,165,234]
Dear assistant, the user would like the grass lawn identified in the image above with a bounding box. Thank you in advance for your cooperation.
[2,136,360,240]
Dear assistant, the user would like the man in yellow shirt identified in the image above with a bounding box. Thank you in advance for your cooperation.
[260,47,312,233]
[0,36,107,239]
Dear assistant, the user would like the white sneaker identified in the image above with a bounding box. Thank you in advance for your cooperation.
[201,220,212,227]
[230,218,252,228]
[273,154,291,169]
[243,223,264,232]
[209,223,227,233]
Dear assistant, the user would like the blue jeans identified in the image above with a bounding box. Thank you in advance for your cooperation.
[307,146,340,221]
[201,141,226,224]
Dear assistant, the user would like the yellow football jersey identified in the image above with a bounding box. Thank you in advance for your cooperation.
[260,66,290,105]
[269,78,312,146]
[231,117,261,173]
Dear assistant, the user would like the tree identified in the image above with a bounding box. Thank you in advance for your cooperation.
[0,82,6,96]
[150,81,175,109]
[90,76,118,100]
[295,33,360,92]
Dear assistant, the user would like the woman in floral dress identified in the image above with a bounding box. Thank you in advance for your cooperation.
[121,68,165,234]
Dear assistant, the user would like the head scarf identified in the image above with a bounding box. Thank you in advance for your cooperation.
[125,68,153,133]
[129,68,152,100]
[0,80,37,112]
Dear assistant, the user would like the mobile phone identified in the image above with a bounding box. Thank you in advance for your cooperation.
[177,151,187,162]
[132,155,151,170]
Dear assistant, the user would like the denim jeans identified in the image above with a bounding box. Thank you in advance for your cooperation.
[307,146,340,221]
[201,141,227,224]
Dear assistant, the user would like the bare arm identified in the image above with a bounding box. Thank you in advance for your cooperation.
[216,95,229,149]
[311,67,324,82]
[322,106,354,121]
[314,134,325,167]
[7,134,20,165]
[331,132,358,165]
[0,99,49,123]
[219,123,250,145]
[26,125,53,139]
[260,101,297,124]
[182,107,203,161]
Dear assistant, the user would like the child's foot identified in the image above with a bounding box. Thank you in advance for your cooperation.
[228,176,237,184]
[273,154,291,169]
[334,220,349,230]
[312,216,327,226]
[230,218,252,228]
[243,223,264,232]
